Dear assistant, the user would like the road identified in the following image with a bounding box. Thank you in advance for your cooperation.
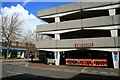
[1,63,120,80]
[2,64,77,80]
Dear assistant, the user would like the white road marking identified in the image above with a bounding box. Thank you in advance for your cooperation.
[109,72,118,75]
[7,70,23,74]
[81,67,87,72]
[11,72,15,74]
[16,72,23,74]
[99,72,108,75]
[90,71,98,73]
[7,71,11,73]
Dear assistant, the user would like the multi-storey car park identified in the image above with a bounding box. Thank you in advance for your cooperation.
[36,2,120,69]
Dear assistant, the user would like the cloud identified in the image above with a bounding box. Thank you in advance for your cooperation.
[1,4,47,32]
[22,0,31,6]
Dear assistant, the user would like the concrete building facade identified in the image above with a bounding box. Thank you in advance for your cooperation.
[36,2,120,68]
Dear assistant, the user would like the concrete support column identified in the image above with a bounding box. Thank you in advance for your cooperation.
[109,9,118,37]
[54,17,60,65]
[54,52,60,65]
[55,34,60,40]
[55,17,60,22]
[109,9,115,16]
[54,33,60,65]
[112,52,119,69]
[110,30,118,37]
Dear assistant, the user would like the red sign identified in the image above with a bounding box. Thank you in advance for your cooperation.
[74,43,94,48]
[66,59,78,65]
[93,59,107,66]
[78,59,92,66]
[66,59,107,67]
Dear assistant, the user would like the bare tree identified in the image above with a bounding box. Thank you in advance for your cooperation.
[22,30,36,44]
[1,13,23,58]
[22,30,36,58]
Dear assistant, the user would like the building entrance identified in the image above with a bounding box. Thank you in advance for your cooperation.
[65,50,113,68]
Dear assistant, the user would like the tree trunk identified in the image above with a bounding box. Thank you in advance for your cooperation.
[6,46,9,59]
[6,42,10,59]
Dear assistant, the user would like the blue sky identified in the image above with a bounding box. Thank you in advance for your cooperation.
[1,2,72,32]
[2,2,72,16]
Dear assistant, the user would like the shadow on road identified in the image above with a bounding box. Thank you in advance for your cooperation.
[27,60,42,63]
[69,73,119,80]
[1,73,65,80]
[1,73,119,80]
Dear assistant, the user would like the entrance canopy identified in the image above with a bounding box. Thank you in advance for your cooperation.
[1,47,26,50]
[89,48,120,52]
[39,48,120,52]
[39,49,76,52]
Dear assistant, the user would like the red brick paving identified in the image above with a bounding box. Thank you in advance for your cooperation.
[28,63,63,69]
[4,60,63,69]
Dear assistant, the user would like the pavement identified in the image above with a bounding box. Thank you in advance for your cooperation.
[1,58,120,77]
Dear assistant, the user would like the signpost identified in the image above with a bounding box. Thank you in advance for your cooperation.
[55,52,60,65]
[112,52,119,69]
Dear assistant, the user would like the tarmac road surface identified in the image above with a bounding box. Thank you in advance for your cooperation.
[1,63,120,80]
